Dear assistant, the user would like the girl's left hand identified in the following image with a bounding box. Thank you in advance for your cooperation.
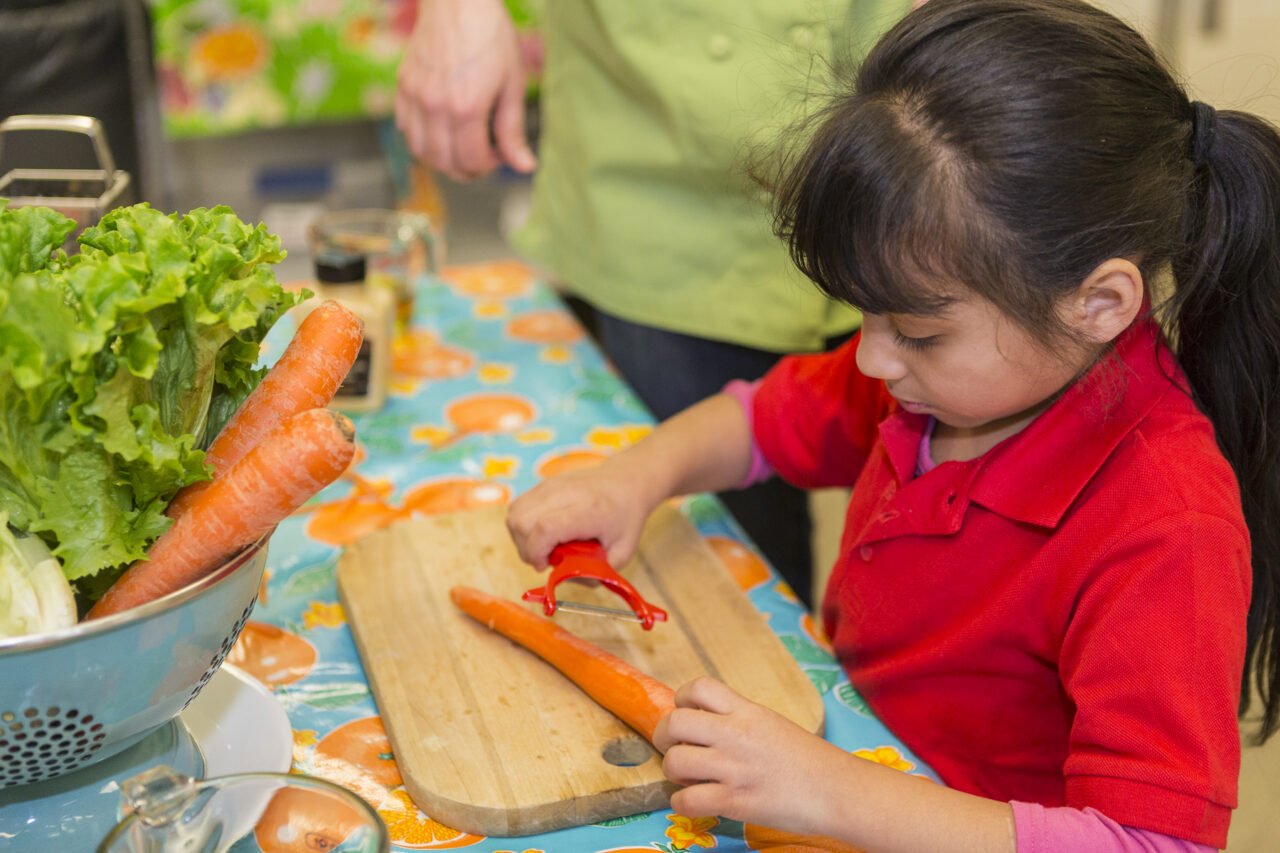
[657,677,1019,853]
[653,677,851,836]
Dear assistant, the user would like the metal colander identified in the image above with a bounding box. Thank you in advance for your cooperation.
[0,538,268,788]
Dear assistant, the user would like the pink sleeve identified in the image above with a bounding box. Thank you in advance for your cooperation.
[722,379,774,488]
[1012,802,1219,853]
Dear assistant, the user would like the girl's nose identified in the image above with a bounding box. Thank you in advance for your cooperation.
[855,316,908,382]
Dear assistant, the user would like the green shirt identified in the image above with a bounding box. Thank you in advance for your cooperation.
[511,1,910,352]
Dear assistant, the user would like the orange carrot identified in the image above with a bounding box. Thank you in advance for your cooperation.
[167,300,363,519]
[88,409,356,619]
[450,585,676,744]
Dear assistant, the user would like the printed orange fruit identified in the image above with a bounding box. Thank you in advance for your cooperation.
[706,535,772,590]
[400,478,510,515]
[253,785,370,853]
[505,309,584,344]
[534,448,608,479]
[443,260,533,298]
[226,621,317,687]
[744,823,866,852]
[306,497,405,546]
[376,789,484,849]
[394,330,475,379]
[800,612,834,655]
[311,716,403,805]
[444,393,537,435]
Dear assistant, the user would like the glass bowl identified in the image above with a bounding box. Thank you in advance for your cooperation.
[98,765,389,853]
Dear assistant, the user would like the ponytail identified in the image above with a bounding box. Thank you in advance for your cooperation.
[1166,108,1280,743]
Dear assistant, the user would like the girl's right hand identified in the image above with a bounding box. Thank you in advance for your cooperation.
[505,461,653,571]
[509,392,757,571]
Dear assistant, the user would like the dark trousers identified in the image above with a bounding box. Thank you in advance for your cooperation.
[575,301,848,607]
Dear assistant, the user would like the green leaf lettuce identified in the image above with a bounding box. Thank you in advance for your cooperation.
[0,202,302,583]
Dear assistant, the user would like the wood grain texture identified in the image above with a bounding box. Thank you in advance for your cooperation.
[336,503,824,837]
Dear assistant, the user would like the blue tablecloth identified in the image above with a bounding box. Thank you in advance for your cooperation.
[232,260,938,852]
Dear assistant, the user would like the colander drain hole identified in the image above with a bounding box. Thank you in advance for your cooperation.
[183,599,257,712]
[0,706,107,788]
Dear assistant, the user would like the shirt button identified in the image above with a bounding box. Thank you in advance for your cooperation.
[859,544,874,562]
[788,25,815,49]
[707,33,733,60]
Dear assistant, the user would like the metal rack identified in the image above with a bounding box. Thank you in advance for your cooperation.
[0,114,131,241]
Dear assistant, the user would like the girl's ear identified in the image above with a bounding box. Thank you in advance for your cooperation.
[1065,258,1145,345]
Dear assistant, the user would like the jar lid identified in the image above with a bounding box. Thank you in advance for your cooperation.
[314,251,366,284]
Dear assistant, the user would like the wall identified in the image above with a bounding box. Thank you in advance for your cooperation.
[1094,0,1280,126]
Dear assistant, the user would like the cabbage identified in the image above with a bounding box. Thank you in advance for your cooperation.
[0,201,301,587]
[0,512,76,638]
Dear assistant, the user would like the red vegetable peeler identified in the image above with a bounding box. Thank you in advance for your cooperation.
[522,540,668,630]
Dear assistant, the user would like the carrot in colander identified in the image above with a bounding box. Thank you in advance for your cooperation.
[87,408,355,619]
[166,300,363,520]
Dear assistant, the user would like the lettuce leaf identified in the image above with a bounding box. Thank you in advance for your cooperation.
[0,511,77,638]
[0,201,76,280]
[0,202,301,582]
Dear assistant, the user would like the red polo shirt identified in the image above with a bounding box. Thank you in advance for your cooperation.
[752,317,1249,848]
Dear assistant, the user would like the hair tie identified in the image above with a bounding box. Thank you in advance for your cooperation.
[1189,100,1217,166]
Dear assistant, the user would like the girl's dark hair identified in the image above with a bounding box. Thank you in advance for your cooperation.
[772,0,1280,741]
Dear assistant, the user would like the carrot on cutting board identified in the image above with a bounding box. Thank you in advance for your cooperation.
[88,408,356,619]
[450,585,677,745]
[167,300,363,520]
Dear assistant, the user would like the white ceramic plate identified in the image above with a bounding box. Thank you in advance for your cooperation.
[184,663,292,777]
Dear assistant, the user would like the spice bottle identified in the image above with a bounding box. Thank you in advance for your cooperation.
[313,251,393,413]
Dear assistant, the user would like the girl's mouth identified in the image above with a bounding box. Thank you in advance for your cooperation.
[896,398,931,414]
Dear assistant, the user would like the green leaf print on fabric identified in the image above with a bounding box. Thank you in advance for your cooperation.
[283,557,337,598]
[592,812,653,828]
[779,633,838,665]
[289,681,371,710]
[804,666,843,695]
[835,681,873,717]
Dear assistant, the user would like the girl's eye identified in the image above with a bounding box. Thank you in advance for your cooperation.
[893,330,938,352]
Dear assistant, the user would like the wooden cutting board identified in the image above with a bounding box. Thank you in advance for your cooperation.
[336,503,824,837]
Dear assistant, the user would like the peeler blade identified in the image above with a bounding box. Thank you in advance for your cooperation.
[546,600,648,622]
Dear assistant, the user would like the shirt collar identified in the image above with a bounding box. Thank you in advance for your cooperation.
[880,317,1185,529]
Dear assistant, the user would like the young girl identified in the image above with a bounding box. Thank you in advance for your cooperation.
[505,1,1280,850]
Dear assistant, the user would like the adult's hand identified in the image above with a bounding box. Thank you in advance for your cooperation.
[395,0,537,180]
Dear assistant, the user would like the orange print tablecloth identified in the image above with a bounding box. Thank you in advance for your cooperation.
[229,260,939,852]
